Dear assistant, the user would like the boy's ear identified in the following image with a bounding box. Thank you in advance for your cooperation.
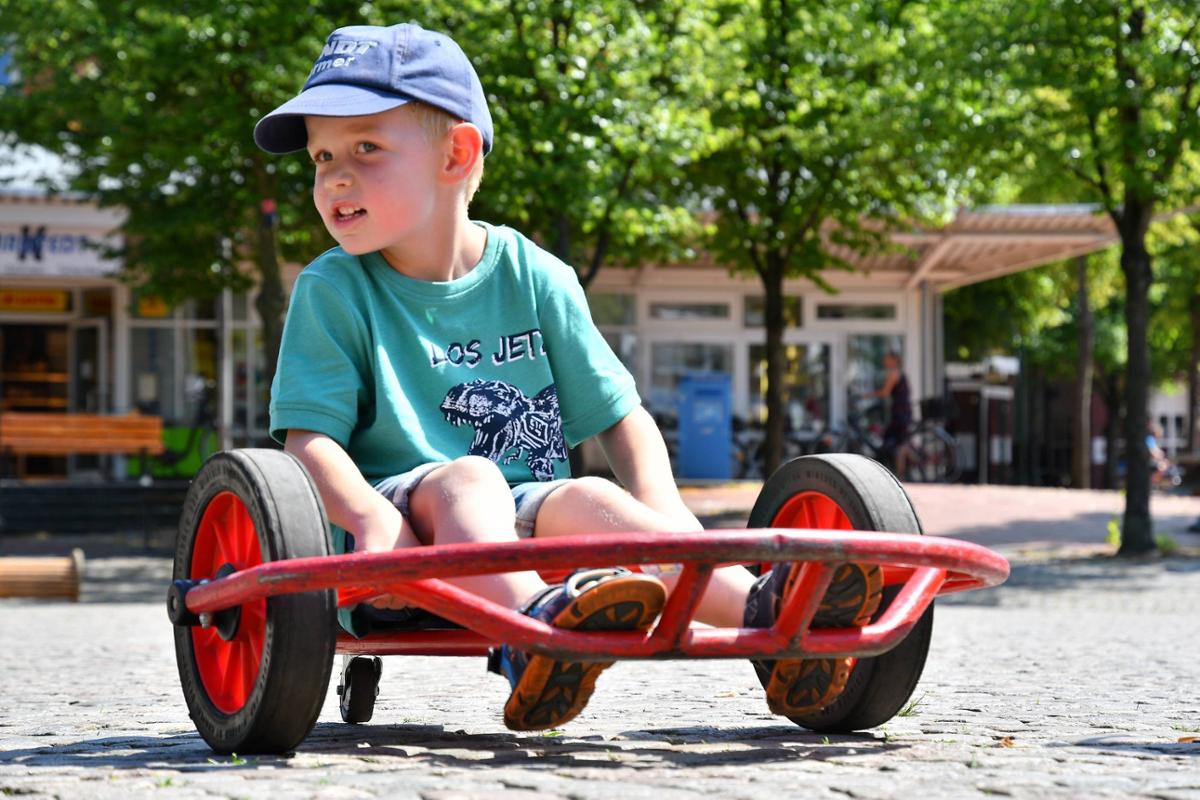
[440,122,483,185]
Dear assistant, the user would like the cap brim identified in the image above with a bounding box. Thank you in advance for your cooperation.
[253,83,413,154]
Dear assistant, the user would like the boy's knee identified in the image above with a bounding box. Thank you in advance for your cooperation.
[555,476,626,507]
[438,455,508,491]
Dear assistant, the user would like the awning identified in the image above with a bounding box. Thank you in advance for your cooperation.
[855,204,1117,293]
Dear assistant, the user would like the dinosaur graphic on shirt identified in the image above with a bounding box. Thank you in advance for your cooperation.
[440,379,568,481]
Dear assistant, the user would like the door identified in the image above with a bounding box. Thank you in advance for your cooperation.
[69,319,108,413]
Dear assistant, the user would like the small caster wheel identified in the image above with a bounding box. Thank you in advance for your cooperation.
[338,655,382,724]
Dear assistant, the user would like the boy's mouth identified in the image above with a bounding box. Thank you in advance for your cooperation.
[331,205,367,226]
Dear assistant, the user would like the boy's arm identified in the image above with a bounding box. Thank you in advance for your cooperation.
[596,405,702,532]
[284,429,421,552]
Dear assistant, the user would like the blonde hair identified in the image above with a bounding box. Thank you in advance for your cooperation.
[405,102,485,204]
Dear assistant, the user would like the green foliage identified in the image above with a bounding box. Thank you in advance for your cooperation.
[1106,517,1122,548]
[430,0,716,284]
[0,0,361,302]
[1155,533,1179,555]
[1148,213,1200,380]
[692,0,978,282]
[936,0,1200,216]
[944,248,1128,378]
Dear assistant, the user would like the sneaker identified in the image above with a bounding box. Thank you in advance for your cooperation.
[744,561,883,716]
[490,568,666,731]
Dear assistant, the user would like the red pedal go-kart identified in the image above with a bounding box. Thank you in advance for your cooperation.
[167,449,1009,754]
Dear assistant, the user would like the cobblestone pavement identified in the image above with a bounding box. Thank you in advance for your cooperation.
[2,485,1199,799]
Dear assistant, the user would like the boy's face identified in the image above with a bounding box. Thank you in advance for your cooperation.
[306,107,443,256]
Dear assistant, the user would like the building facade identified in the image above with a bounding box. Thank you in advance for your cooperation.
[1,186,1121,480]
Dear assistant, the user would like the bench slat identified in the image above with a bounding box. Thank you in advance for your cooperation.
[0,412,165,457]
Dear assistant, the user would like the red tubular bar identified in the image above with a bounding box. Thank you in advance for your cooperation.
[653,563,714,650]
[183,529,1007,661]
[773,561,835,646]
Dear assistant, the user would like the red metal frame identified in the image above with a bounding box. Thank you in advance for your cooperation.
[183,529,1009,662]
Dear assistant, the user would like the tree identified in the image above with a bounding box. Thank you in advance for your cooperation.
[0,0,362,402]
[689,0,975,473]
[435,0,715,289]
[939,0,1200,554]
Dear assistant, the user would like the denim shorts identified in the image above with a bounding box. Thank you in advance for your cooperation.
[372,462,569,538]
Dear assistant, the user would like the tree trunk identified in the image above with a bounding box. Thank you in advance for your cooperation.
[1117,208,1156,555]
[761,261,787,476]
[1073,255,1094,488]
[253,164,285,426]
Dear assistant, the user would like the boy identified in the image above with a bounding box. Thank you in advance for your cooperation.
[254,22,882,731]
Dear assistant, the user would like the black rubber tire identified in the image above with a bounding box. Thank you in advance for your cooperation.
[339,656,381,724]
[173,449,337,754]
[747,453,934,733]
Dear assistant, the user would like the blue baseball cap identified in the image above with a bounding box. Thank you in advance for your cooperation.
[254,23,493,155]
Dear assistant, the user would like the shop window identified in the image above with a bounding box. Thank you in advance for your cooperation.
[847,334,904,401]
[132,328,176,416]
[0,324,69,411]
[649,342,731,411]
[816,303,896,320]
[231,328,270,442]
[649,302,729,321]
[744,295,802,328]
[591,292,637,374]
[748,343,830,432]
[181,328,217,422]
[186,297,217,321]
[231,292,250,322]
[589,292,635,326]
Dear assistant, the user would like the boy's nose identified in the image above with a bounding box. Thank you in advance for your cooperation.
[324,168,354,190]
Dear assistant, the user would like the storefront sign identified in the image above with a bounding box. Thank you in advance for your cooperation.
[0,288,71,312]
[0,224,120,277]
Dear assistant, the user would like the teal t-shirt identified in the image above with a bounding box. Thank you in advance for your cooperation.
[269,221,640,485]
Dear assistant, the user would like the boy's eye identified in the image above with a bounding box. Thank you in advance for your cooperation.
[311,150,332,164]
[356,142,378,154]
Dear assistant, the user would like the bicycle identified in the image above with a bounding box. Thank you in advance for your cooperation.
[732,415,827,480]
[819,399,960,483]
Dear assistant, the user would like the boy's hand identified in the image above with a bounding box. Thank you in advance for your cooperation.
[284,429,424,553]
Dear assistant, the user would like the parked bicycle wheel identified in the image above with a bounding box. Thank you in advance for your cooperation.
[901,426,958,483]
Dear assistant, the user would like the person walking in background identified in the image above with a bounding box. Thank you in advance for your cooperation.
[867,351,912,475]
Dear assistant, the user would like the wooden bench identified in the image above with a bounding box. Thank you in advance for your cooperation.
[0,412,165,479]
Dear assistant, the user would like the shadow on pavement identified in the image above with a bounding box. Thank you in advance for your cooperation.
[1069,735,1200,757]
[0,724,907,771]
[938,553,1200,607]
[942,511,1200,548]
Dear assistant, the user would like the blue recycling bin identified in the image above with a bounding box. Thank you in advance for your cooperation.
[676,372,732,479]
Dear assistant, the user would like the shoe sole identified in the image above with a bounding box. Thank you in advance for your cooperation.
[765,562,883,716]
[503,576,666,731]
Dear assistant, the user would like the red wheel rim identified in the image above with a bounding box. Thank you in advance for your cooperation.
[771,491,854,531]
[770,489,912,587]
[189,491,267,715]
